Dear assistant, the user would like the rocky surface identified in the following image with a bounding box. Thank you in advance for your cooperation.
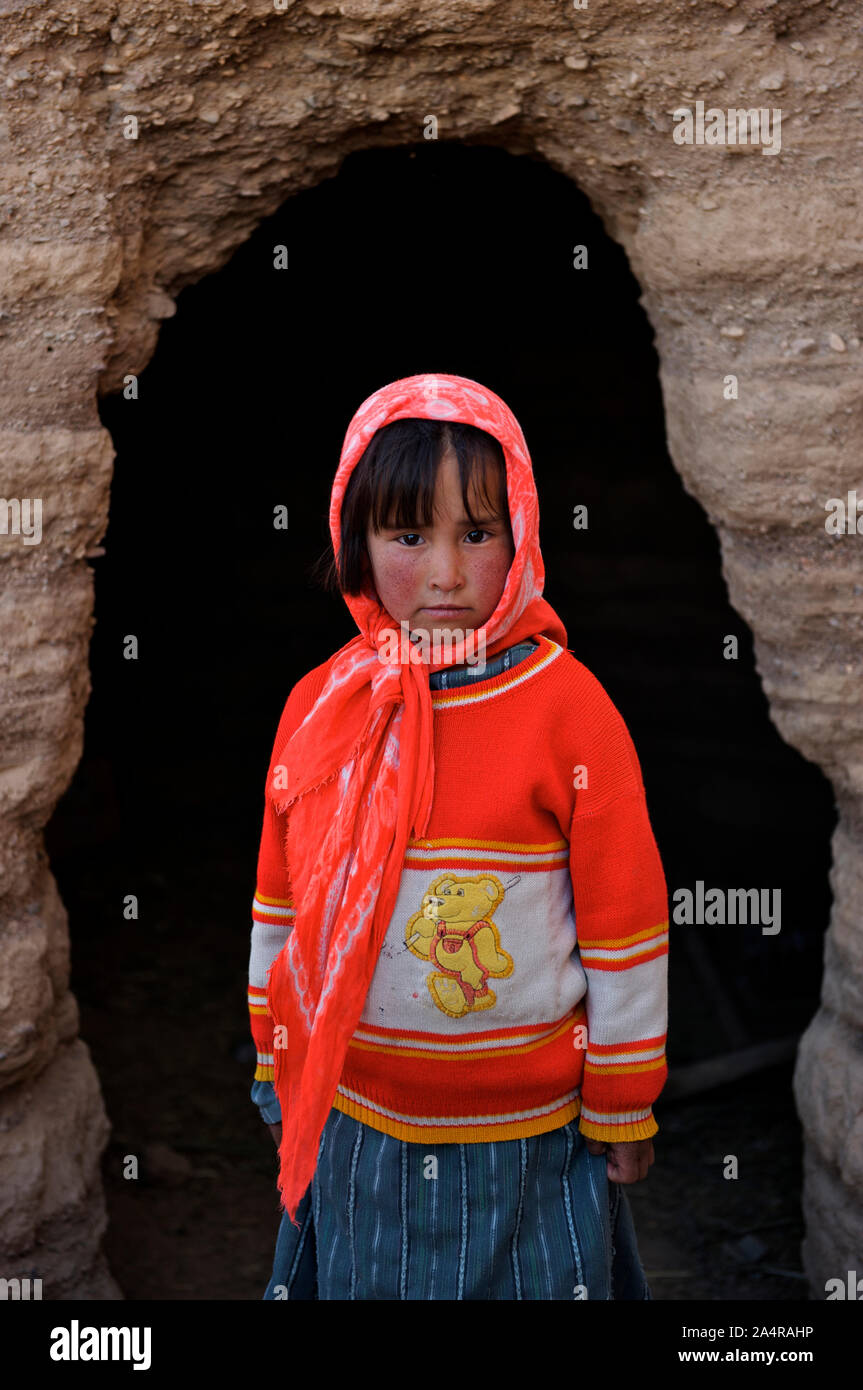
[0,0,860,1295]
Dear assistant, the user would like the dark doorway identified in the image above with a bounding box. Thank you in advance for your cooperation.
[46,139,835,1299]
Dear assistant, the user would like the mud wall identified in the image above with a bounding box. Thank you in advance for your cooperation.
[0,0,861,1295]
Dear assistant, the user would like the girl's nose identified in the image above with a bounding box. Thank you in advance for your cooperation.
[426,542,465,593]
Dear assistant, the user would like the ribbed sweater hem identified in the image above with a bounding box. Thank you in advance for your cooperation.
[331,1088,583,1143]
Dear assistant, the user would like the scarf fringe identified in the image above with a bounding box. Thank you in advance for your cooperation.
[269,701,392,817]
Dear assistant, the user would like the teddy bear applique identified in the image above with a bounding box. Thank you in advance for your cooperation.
[405,873,514,1019]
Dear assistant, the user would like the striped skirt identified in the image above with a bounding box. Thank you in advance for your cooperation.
[263,1108,651,1301]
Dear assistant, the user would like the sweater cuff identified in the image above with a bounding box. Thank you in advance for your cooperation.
[253,1051,274,1082]
[578,1105,658,1143]
[249,984,274,1080]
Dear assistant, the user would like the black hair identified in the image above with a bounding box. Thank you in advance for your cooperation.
[309,417,512,599]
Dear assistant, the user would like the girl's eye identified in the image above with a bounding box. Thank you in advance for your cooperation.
[395,529,493,547]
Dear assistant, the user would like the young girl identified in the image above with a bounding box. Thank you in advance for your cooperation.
[247,372,669,1301]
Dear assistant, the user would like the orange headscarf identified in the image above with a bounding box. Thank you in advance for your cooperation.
[267,372,569,1224]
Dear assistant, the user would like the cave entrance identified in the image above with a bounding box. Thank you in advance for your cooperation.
[45,140,835,1299]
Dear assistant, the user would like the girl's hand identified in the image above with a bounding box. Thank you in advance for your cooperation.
[584,1136,654,1183]
[267,1121,283,1149]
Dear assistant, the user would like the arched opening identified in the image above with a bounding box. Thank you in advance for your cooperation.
[45,140,836,1299]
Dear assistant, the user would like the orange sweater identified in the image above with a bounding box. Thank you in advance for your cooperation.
[248,634,669,1144]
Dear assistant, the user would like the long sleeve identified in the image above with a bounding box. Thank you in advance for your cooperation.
[248,790,295,1083]
[568,711,669,1144]
[247,666,325,1093]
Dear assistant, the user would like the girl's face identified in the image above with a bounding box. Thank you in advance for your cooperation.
[364,450,515,638]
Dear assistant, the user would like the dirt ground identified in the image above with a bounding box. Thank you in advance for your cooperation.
[59,846,808,1302]
[98,1068,808,1302]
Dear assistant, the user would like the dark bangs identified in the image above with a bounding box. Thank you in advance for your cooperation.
[310,418,512,598]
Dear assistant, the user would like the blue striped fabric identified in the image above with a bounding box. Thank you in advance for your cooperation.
[428,637,539,689]
[262,1107,651,1301]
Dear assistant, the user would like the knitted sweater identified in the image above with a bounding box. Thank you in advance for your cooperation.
[248,634,669,1144]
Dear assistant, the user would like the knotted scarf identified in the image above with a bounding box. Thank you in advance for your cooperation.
[267,371,569,1224]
